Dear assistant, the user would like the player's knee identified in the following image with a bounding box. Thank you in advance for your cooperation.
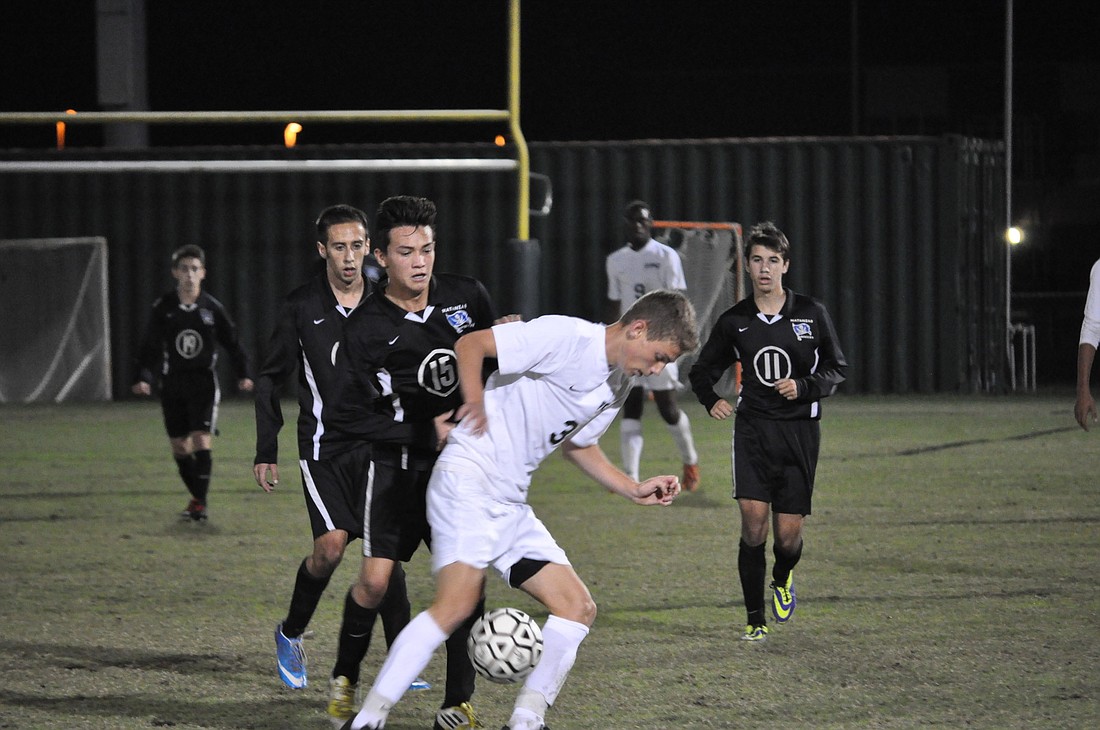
[573,595,598,627]
[353,573,391,608]
[553,592,597,628]
[310,547,343,576]
[309,533,347,576]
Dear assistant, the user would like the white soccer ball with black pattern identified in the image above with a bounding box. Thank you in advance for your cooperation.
[467,607,544,684]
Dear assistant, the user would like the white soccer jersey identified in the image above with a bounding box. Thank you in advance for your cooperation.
[606,238,687,317]
[439,315,633,503]
[1081,259,1100,346]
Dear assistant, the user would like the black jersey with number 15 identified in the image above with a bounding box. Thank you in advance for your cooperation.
[332,273,497,454]
[690,288,847,421]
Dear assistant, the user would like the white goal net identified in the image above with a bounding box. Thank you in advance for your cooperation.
[0,237,112,402]
[654,221,743,391]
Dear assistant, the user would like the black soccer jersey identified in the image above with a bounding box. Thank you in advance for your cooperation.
[690,288,847,420]
[253,272,385,464]
[133,290,251,387]
[331,273,497,459]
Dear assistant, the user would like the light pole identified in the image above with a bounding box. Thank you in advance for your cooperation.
[1005,0,1015,389]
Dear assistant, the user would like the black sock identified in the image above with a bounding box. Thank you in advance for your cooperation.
[192,449,212,504]
[174,454,199,499]
[772,539,804,586]
[442,594,484,707]
[282,558,331,639]
[332,589,379,685]
[739,539,767,627]
[379,562,411,648]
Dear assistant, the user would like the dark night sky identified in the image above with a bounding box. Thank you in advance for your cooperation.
[2,1,1098,147]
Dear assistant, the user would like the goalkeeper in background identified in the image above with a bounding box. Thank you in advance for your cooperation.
[689,221,847,642]
[132,244,253,522]
[606,199,702,491]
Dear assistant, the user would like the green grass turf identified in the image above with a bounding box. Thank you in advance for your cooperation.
[1,393,1098,728]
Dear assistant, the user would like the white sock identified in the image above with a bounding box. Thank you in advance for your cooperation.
[506,614,589,730]
[620,418,643,480]
[666,411,698,465]
[351,611,448,728]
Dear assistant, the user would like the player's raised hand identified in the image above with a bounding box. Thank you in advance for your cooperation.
[632,475,680,505]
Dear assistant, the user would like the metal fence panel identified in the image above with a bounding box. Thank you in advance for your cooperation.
[0,135,1004,398]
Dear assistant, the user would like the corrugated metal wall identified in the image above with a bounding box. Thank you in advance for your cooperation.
[0,135,1005,399]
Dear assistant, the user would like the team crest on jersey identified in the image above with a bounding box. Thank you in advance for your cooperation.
[791,320,814,341]
[175,329,203,359]
[200,308,216,326]
[445,308,474,333]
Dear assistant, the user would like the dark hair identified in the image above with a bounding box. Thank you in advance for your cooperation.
[171,244,205,267]
[315,204,370,244]
[620,289,699,355]
[623,199,652,218]
[374,196,438,252]
[745,221,790,261]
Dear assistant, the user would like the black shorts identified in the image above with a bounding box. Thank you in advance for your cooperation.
[299,443,372,540]
[732,413,820,515]
[160,371,218,438]
[363,445,435,562]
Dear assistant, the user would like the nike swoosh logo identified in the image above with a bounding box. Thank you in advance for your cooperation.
[388,336,400,345]
[313,318,325,325]
[739,327,749,332]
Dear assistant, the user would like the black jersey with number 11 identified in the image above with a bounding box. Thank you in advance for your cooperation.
[690,288,847,420]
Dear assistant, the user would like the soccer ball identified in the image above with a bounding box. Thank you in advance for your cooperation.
[467,607,543,684]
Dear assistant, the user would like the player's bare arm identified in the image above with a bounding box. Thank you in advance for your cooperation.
[1076,343,1098,431]
[453,328,497,434]
[561,440,680,505]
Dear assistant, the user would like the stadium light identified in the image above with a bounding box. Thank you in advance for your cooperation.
[1006,226,1024,245]
[284,122,302,148]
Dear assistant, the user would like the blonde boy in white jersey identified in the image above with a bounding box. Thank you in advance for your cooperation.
[340,290,699,730]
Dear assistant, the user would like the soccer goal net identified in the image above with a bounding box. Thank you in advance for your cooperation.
[653,221,744,391]
[0,237,112,402]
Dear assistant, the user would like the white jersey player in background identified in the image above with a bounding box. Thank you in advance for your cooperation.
[340,290,699,730]
[606,200,702,491]
[1075,258,1100,430]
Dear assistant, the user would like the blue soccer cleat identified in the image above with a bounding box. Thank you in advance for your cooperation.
[275,622,308,689]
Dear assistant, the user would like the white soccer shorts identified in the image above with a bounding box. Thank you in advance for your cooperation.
[426,462,569,584]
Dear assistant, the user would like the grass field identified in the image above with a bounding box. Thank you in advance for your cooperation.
[2,393,1099,729]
